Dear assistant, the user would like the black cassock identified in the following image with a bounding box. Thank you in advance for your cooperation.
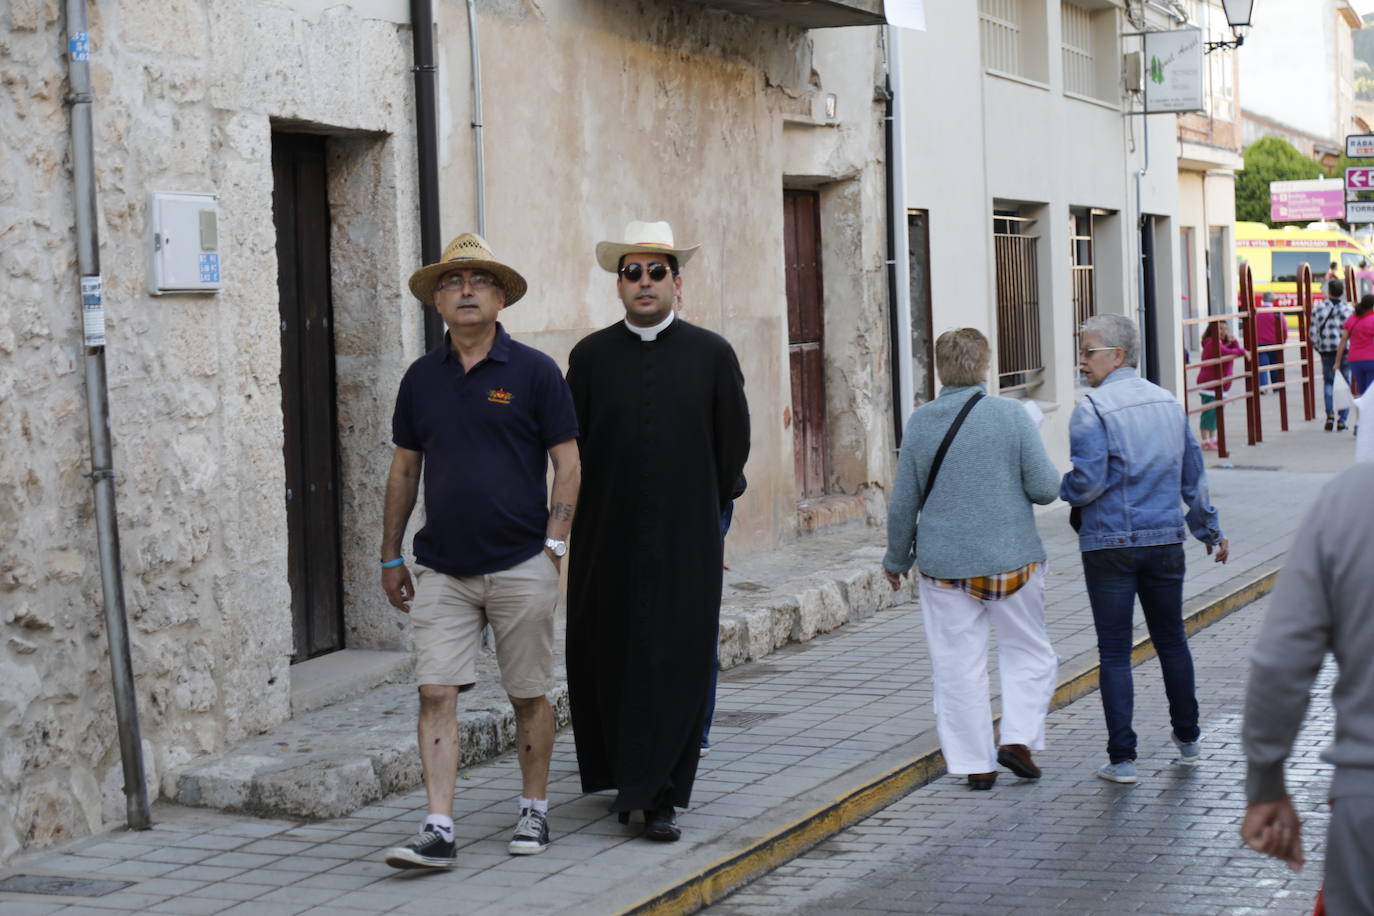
[566,317,750,813]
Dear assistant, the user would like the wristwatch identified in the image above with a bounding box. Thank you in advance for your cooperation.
[544,537,568,558]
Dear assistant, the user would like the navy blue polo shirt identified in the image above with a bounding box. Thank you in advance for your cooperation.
[392,323,578,577]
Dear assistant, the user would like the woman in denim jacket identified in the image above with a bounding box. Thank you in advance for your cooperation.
[1061,315,1229,785]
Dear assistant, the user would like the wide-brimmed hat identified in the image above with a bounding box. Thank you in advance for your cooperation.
[408,233,527,306]
[595,220,700,273]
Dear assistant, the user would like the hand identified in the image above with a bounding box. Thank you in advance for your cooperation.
[884,570,904,591]
[544,546,563,572]
[1241,797,1304,871]
[382,564,415,612]
[1207,538,1230,564]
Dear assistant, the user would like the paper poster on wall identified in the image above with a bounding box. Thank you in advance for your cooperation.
[1141,28,1203,114]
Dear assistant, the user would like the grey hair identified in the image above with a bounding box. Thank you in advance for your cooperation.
[1080,315,1138,367]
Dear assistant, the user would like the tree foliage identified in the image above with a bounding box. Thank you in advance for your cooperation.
[1235,136,1327,225]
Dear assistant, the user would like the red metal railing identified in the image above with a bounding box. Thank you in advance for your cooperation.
[1243,262,1317,443]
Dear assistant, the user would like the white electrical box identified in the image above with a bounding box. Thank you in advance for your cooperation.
[148,192,222,295]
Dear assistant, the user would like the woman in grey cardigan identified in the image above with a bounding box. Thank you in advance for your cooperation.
[883,329,1060,790]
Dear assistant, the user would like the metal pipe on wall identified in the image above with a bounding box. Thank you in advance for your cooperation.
[884,25,915,446]
[63,0,152,831]
[466,0,486,235]
[409,0,445,350]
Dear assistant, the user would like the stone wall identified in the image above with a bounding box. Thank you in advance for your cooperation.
[0,0,420,860]
[0,0,891,862]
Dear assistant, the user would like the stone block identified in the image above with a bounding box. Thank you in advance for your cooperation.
[717,612,747,670]
[738,607,775,662]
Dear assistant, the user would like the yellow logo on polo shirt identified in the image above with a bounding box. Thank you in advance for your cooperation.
[487,387,514,405]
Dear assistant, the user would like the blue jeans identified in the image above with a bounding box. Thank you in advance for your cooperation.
[1351,359,1374,398]
[1257,349,1281,387]
[1081,544,1198,764]
[1321,351,1351,422]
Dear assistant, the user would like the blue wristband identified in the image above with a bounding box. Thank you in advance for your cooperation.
[380,557,405,568]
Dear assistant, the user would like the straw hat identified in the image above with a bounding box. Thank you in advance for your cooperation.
[595,220,700,273]
[408,233,528,306]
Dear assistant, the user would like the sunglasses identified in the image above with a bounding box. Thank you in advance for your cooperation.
[617,262,673,283]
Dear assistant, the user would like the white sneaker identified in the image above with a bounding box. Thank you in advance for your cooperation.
[1096,760,1137,784]
[1172,734,1201,766]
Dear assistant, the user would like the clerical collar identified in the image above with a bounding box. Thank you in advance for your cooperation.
[624,310,675,342]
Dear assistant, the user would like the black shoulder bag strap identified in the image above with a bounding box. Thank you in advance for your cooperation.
[921,392,984,502]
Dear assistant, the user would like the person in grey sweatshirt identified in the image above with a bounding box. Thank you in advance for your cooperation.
[884,328,1061,790]
[1241,463,1374,912]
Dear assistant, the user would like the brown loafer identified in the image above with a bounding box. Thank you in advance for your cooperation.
[967,771,997,790]
[997,744,1041,780]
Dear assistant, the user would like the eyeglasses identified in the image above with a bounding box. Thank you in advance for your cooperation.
[435,272,496,293]
[617,262,672,283]
[1079,346,1119,358]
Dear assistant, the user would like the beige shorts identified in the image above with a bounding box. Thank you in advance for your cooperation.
[410,551,558,698]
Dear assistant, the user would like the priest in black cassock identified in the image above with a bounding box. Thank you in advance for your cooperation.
[566,220,750,842]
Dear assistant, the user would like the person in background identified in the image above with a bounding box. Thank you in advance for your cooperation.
[1254,291,1286,392]
[884,328,1060,791]
[1336,293,1374,406]
[1195,320,1245,451]
[1312,278,1353,432]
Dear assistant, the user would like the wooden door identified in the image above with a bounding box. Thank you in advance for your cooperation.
[784,190,826,499]
[272,133,344,661]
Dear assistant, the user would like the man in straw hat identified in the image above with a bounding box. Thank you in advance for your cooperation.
[565,220,750,841]
[379,232,581,867]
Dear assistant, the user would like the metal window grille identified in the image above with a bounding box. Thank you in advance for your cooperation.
[1061,2,1096,98]
[1070,210,1096,364]
[979,0,1023,77]
[993,213,1043,394]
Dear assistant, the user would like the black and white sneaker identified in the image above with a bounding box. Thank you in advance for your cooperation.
[507,808,550,855]
[383,828,457,869]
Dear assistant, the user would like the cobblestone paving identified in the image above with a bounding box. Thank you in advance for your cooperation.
[708,596,1333,916]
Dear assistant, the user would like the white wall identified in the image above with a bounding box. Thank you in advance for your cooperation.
[897,1,1186,469]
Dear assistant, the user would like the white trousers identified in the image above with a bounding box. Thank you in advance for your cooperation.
[917,566,1058,775]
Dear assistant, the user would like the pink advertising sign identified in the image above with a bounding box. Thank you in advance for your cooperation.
[1270,189,1346,222]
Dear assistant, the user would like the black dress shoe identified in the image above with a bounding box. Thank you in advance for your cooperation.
[644,806,680,842]
[966,772,997,790]
[617,811,631,825]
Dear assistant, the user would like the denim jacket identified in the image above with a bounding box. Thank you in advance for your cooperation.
[1059,368,1223,552]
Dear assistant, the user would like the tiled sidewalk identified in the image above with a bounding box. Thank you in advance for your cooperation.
[0,469,1334,916]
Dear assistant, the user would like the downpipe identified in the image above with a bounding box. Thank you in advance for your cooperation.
[409,0,444,350]
[64,0,152,831]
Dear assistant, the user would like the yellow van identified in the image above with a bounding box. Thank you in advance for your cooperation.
[1235,221,1372,302]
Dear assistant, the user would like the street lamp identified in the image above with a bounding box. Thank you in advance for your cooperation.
[1205,0,1253,53]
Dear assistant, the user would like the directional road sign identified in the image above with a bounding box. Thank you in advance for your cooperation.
[1347,200,1374,222]
[1349,134,1374,158]
[1346,166,1374,192]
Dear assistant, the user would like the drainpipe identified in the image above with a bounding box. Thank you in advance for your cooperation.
[63,0,151,832]
[1135,106,1150,381]
[410,0,444,350]
[465,0,487,236]
[884,25,914,446]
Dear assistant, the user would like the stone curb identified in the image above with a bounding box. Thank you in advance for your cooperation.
[615,563,1282,916]
[170,687,571,820]
[167,556,902,820]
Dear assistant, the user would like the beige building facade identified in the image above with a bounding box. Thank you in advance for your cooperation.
[0,0,895,860]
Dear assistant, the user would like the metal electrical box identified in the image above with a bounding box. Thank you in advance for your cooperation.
[148,192,222,294]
